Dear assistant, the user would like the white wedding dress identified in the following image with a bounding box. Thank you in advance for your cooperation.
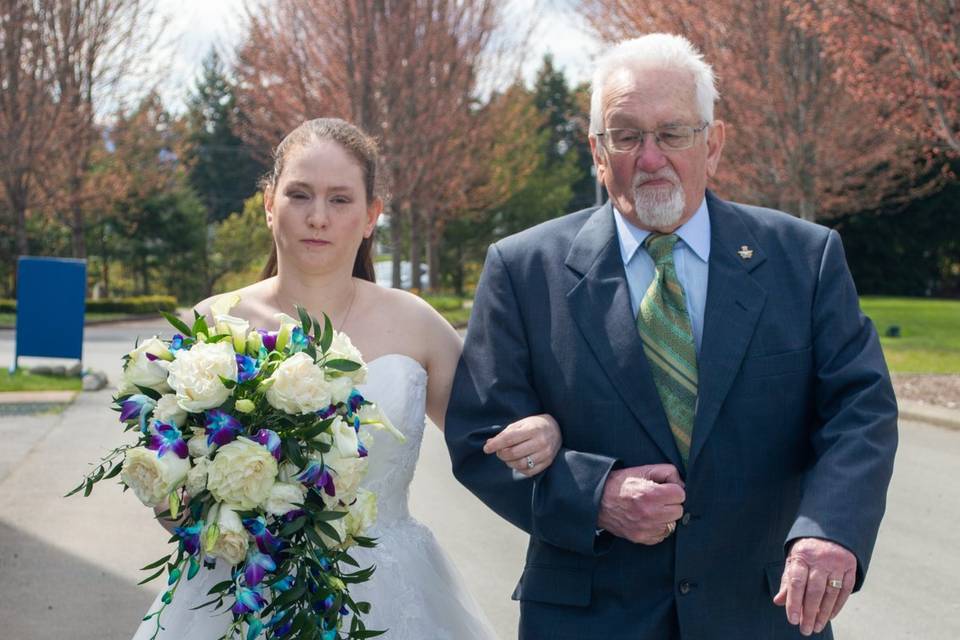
[132,354,497,640]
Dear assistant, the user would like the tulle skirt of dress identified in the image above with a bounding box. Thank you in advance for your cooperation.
[130,517,498,640]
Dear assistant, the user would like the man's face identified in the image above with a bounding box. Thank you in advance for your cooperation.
[590,66,724,232]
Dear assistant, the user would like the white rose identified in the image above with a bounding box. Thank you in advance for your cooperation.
[214,313,250,354]
[327,332,367,384]
[265,353,332,415]
[206,437,278,510]
[205,506,249,566]
[154,394,188,427]
[277,461,301,484]
[115,379,138,397]
[320,489,377,549]
[319,510,349,548]
[122,337,172,392]
[186,457,210,496]
[166,340,238,413]
[187,433,211,458]
[328,455,367,503]
[327,376,354,406]
[120,447,189,507]
[265,482,306,516]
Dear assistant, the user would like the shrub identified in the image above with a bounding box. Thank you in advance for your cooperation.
[2,296,178,315]
[85,296,178,314]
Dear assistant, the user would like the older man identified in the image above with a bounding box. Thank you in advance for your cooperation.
[445,33,897,639]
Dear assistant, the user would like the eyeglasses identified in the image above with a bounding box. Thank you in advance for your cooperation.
[596,123,710,153]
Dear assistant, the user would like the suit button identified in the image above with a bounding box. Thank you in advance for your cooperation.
[679,580,692,595]
[681,513,692,526]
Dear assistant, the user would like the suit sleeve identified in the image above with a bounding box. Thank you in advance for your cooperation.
[786,229,898,590]
[444,243,618,556]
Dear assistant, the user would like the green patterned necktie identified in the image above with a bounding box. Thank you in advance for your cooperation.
[637,233,698,464]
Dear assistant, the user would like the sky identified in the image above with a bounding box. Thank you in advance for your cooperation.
[155,0,603,113]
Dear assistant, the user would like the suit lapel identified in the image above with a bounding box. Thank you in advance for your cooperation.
[565,203,684,469]
[689,193,767,468]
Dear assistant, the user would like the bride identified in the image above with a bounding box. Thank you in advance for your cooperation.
[131,118,561,639]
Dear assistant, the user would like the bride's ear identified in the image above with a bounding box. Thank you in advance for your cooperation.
[364,196,383,238]
[264,186,275,229]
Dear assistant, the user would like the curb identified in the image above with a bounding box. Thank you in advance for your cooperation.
[898,398,960,431]
[0,390,79,404]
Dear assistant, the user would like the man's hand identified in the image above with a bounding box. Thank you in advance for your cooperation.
[773,537,857,636]
[483,413,562,477]
[597,465,684,545]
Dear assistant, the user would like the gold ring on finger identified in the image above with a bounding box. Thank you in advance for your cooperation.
[827,578,843,589]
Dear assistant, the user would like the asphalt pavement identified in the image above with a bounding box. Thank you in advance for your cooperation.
[0,320,957,639]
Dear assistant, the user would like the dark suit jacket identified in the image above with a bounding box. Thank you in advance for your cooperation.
[444,192,898,640]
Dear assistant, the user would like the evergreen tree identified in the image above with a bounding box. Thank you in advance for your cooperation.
[439,83,579,294]
[93,93,208,301]
[531,55,597,211]
[185,50,266,224]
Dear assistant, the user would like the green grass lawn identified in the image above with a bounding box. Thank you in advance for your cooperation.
[425,294,960,370]
[860,296,960,374]
[421,293,471,328]
[0,370,82,392]
[0,311,159,327]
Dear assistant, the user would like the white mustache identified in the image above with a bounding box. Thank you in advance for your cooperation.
[632,170,679,189]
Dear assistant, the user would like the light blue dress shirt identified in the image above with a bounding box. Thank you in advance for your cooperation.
[613,197,711,355]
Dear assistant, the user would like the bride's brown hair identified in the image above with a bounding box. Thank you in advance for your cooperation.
[259,118,379,282]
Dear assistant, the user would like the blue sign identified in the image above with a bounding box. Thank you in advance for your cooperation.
[13,257,87,370]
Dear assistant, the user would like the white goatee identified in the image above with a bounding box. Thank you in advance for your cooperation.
[632,171,685,229]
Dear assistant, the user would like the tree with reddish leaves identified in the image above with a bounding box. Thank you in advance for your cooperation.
[232,0,508,290]
[802,1,959,159]
[0,0,160,296]
[578,0,919,222]
[44,0,162,260]
[0,1,62,286]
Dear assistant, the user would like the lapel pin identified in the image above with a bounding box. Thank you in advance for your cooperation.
[737,245,754,260]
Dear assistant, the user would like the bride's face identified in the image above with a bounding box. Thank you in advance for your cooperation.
[266,139,381,276]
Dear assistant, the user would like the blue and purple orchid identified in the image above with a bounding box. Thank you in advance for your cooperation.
[147,421,188,459]
[297,460,336,497]
[235,354,259,383]
[257,329,278,352]
[174,521,203,556]
[243,516,283,556]
[254,428,282,461]
[119,394,156,433]
[204,409,244,447]
[289,326,310,352]
[243,551,277,587]
[232,584,267,615]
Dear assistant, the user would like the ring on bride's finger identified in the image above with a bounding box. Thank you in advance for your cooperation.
[525,455,535,470]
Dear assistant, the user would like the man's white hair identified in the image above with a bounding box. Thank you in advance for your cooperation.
[589,33,718,135]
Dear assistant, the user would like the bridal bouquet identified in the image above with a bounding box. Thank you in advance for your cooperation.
[69,295,402,640]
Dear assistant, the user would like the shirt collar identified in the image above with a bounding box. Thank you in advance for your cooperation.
[613,196,711,265]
